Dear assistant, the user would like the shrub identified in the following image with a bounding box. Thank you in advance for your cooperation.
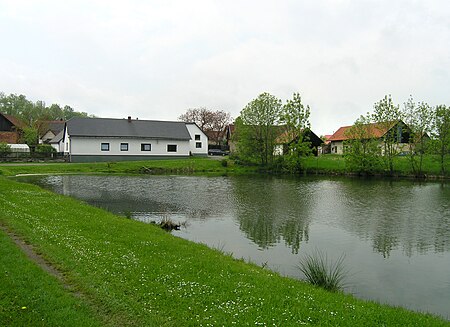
[297,250,347,292]
[0,142,12,157]
[35,144,56,153]
[221,159,228,167]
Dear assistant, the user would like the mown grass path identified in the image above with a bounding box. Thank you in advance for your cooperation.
[1,177,449,326]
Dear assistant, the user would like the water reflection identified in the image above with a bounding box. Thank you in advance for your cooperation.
[25,175,450,257]
[231,177,311,253]
[19,174,450,318]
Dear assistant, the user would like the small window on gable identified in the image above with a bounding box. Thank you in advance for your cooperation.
[120,143,129,151]
[196,142,202,148]
[195,134,201,140]
[141,144,152,151]
[101,143,110,151]
[167,144,177,152]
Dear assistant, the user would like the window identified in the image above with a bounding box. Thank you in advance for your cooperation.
[167,144,177,152]
[195,134,201,141]
[101,143,110,151]
[120,143,129,151]
[196,142,202,148]
[141,143,152,151]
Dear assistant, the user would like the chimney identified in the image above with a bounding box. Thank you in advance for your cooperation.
[128,116,131,122]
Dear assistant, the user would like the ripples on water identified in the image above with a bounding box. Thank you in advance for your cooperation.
[23,174,450,319]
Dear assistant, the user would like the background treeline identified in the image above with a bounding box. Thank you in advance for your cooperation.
[232,92,449,177]
[344,95,450,176]
[0,92,92,126]
[0,92,93,149]
[233,92,313,173]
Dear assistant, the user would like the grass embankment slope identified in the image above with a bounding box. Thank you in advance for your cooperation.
[303,155,450,177]
[0,157,253,177]
[1,177,448,326]
[0,155,448,178]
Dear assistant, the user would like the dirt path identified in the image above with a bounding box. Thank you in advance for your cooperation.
[0,223,82,297]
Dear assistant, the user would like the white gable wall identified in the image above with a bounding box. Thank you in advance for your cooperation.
[185,123,208,156]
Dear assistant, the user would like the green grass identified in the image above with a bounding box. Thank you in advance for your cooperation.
[0,157,258,177]
[0,177,448,326]
[0,229,104,327]
[1,154,448,179]
[303,154,450,177]
[298,250,347,292]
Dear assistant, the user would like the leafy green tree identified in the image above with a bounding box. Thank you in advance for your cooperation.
[344,115,382,174]
[0,92,92,125]
[0,142,12,157]
[22,127,39,147]
[432,104,450,175]
[372,95,401,175]
[280,93,312,172]
[238,93,282,165]
[402,97,433,176]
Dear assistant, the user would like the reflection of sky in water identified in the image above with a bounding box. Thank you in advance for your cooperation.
[21,174,450,319]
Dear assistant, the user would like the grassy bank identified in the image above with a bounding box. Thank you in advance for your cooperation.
[303,154,450,177]
[1,155,449,179]
[0,177,448,326]
[0,228,104,326]
[0,157,256,177]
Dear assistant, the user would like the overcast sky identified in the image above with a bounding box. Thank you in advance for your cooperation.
[0,1,449,135]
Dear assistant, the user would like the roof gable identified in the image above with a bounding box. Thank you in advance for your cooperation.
[66,117,191,140]
[0,113,27,129]
[328,121,399,142]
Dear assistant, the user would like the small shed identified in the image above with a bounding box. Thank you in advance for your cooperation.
[8,144,30,153]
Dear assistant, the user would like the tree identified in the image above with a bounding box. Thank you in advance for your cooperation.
[372,95,401,175]
[0,92,92,125]
[280,93,312,172]
[432,104,450,175]
[344,114,382,174]
[402,97,433,176]
[238,93,282,165]
[0,142,12,157]
[22,127,39,148]
[178,108,231,145]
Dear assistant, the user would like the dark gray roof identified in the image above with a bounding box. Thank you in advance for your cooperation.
[49,129,64,143]
[66,117,191,140]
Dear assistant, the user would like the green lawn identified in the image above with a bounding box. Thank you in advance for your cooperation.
[303,154,450,177]
[0,157,256,177]
[0,228,104,327]
[1,155,448,178]
[0,177,448,326]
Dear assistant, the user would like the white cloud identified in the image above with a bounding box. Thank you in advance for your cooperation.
[0,0,449,134]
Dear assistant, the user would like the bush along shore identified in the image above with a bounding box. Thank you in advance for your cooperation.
[0,177,448,326]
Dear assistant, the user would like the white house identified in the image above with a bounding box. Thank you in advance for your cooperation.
[49,130,64,152]
[63,117,208,162]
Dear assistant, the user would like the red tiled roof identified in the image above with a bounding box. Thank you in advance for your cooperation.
[328,122,397,141]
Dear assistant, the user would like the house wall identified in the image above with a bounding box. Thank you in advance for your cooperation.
[0,115,13,131]
[0,132,20,144]
[185,123,208,156]
[50,141,64,152]
[330,141,344,154]
[41,130,56,143]
[64,127,195,162]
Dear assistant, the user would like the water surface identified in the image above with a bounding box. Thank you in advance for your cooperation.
[21,174,450,319]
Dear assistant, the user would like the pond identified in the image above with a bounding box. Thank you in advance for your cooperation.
[20,174,450,319]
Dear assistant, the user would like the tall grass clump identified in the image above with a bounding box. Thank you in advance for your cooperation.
[298,250,347,292]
